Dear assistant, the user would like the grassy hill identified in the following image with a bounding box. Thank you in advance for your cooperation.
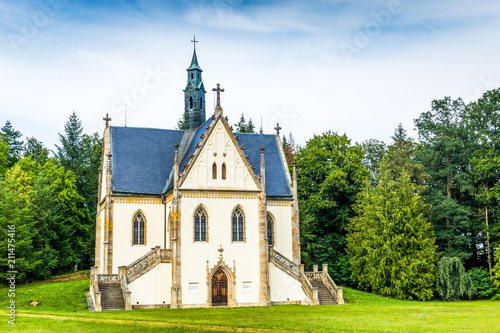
[1,273,499,332]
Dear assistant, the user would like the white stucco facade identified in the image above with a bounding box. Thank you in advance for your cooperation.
[95,112,306,308]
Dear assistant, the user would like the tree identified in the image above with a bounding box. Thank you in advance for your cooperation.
[415,97,476,261]
[176,113,186,130]
[385,124,428,193]
[361,139,386,187]
[24,137,49,164]
[234,113,256,133]
[0,120,24,167]
[347,166,438,300]
[296,131,368,284]
[436,257,476,301]
[466,88,500,275]
[55,112,101,269]
[282,133,296,165]
[468,267,494,300]
[0,141,9,176]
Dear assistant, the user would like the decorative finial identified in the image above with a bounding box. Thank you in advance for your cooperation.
[191,34,198,51]
[274,123,282,136]
[260,144,265,152]
[103,113,112,127]
[218,245,224,260]
[212,83,225,111]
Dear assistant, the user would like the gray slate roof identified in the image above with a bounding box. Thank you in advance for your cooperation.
[110,122,292,198]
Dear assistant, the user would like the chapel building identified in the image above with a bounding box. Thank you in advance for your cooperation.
[89,42,343,310]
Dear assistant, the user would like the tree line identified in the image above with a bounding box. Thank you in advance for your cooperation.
[3,88,500,301]
[297,88,500,300]
[0,112,101,282]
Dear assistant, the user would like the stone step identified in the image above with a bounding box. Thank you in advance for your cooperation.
[98,282,125,311]
[309,280,337,305]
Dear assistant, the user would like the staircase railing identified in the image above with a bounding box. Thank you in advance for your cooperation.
[89,266,102,312]
[269,247,319,305]
[126,246,173,283]
[321,264,344,305]
[118,266,132,310]
[305,264,344,305]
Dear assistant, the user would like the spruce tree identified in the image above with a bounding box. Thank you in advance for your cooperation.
[0,120,24,167]
[347,164,438,301]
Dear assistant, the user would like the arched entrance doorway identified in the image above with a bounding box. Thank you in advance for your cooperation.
[211,269,228,306]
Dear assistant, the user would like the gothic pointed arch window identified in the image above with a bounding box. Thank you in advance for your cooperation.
[194,207,208,242]
[189,96,194,109]
[232,207,245,242]
[267,214,274,246]
[222,163,227,180]
[132,212,146,245]
[212,162,217,179]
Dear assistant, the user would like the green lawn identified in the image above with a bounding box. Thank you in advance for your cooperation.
[0,274,499,332]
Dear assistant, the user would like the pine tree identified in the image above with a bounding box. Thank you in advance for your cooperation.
[0,120,24,167]
[436,257,476,300]
[385,124,428,192]
[347,164,438,300]
[234,114,248,133]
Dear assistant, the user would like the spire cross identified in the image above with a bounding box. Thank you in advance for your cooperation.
[191,34,198,51]
[274,123,282,136]
[103,113,112,127]
[212,83,225,109]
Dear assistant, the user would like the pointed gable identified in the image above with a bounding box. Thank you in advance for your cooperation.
[179,115,260,191]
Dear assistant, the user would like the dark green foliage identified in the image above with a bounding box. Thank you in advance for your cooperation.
[0,157,87,282]
[24,136,49,164]
[414,97,476,261]
[0,120,24,167]
[436,257,476,301]
[347,166,438,301]
[468,267,493,300]
[54,112,101,269]
[296,131,368,285]
[385,124,428,193]
[234,113,256,133]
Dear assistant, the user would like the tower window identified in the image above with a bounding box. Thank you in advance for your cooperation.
[200,97,203,109]
[189,96,193,109]
[212,162,217,179]
[198,74,200,79]
[222,163,226,180]
[191,73,194,79]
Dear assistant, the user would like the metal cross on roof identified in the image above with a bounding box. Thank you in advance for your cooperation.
[191,34,198,51]
[103,113,112,127]
[274,123,282,136]
[212,83,225,109]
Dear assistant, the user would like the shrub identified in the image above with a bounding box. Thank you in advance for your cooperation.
[467,267,493,300]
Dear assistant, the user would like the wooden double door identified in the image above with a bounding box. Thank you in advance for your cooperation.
[211,269,228,306]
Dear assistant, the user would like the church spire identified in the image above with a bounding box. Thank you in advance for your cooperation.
[183,35,206,130]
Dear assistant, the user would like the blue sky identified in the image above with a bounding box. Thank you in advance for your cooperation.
[1,0,500,149]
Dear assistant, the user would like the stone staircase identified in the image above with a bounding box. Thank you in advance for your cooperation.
[310,280,337,305]
[98,281,125,311]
